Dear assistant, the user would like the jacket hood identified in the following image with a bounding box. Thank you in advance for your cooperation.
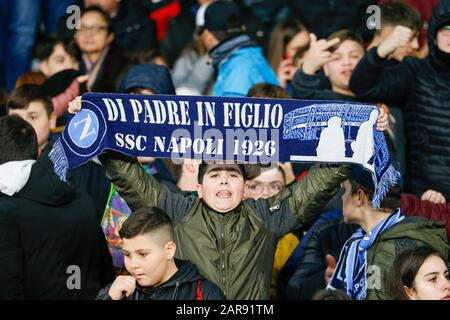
[10,155,76,206]
[380,216,449,259]
[0,160,35,196]
[429,0,450,66]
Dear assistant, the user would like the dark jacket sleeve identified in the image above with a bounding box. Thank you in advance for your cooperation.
[247,164,351,238]
[0,211,24,299]
[401,193,450,242]
[68,160,111,223]
[99,151,196,225]
[291,70,340,100]
[349,47,416,105]
[201,280,227,300]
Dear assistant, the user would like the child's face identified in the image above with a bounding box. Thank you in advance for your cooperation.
[324,40,364,91]
[40,43,79,77]
[245,168,285,200]
[406,255,450,300]
[437,26,450,53]
[197,164,245,213]
[8,101,56,149]
[122,234,175,287]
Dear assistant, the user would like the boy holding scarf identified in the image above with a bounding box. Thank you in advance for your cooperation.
[66,95,390,300]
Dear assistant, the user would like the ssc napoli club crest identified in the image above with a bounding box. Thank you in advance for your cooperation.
[63,101,107,157]
[68,109,99,148]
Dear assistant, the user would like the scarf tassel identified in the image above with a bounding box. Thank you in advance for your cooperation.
[48,139,69,182]
[372,163,401,208]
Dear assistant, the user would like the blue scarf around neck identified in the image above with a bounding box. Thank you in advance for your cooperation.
[328,209,405,299]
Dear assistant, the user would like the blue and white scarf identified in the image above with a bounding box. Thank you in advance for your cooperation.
[49,93,400,207]
[327,209,405,300]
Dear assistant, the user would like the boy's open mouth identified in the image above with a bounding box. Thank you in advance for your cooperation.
[216,190,231,198]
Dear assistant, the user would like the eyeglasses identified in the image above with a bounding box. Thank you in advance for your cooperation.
[76,25,109,35]
[246,181,284,196]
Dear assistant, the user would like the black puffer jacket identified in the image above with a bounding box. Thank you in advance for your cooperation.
[96,259,226,300]
[0,155,115,299]
[287,0,377,40]
[285,218,357,300]
[349,0,450,200]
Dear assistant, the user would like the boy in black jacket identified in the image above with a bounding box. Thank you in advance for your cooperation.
[0,115,114,299]
[97,206,225,300]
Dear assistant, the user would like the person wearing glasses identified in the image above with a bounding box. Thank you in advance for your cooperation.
[75,6,131,93]
[244,164,302,299]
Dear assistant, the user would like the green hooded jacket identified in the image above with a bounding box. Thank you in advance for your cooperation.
[366,217,449,300]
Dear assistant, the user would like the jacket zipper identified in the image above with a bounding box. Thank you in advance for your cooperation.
[171,281,180,300]
[219,219,227,297]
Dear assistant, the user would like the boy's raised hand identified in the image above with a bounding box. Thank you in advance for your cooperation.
[324,254,337,284]
[376,107,389,132]
[108,275,136,300]
[68,96,82,114]
[421,189,447,204]
[302,33,340,75]
[377,25,413,59]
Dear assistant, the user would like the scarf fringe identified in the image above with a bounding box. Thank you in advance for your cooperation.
[372,163,401,208]
[48,139,69,182]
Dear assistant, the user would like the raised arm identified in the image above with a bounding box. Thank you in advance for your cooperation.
[99,151,196,225]
[292,33,341,100]
[68,97,196,225]
[349,26,417,104]
[291,70,340,100]
[248,164,351,238]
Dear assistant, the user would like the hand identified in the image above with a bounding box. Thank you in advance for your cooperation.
[76,75,89,83]
[377,25,413,59]
[108,276,136,300]
[277,58,298,88]
[376,107,389,132]
[421,189,447,204]
[324,254,337,284]
[302,34,340,75]
[377,103,396,137]
[68,96,82,114]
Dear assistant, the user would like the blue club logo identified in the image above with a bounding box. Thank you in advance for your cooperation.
[67,109,99,148]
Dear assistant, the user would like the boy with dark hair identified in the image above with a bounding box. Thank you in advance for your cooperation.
[33,36,87,132]
[97,206,225,300]
[7,84,111,224]
[370,1,422,61]
[0,115,114,299]
[0,115,38,164]
[292,29,365,101]
[326,165,448,300]
[34,35,81,78]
